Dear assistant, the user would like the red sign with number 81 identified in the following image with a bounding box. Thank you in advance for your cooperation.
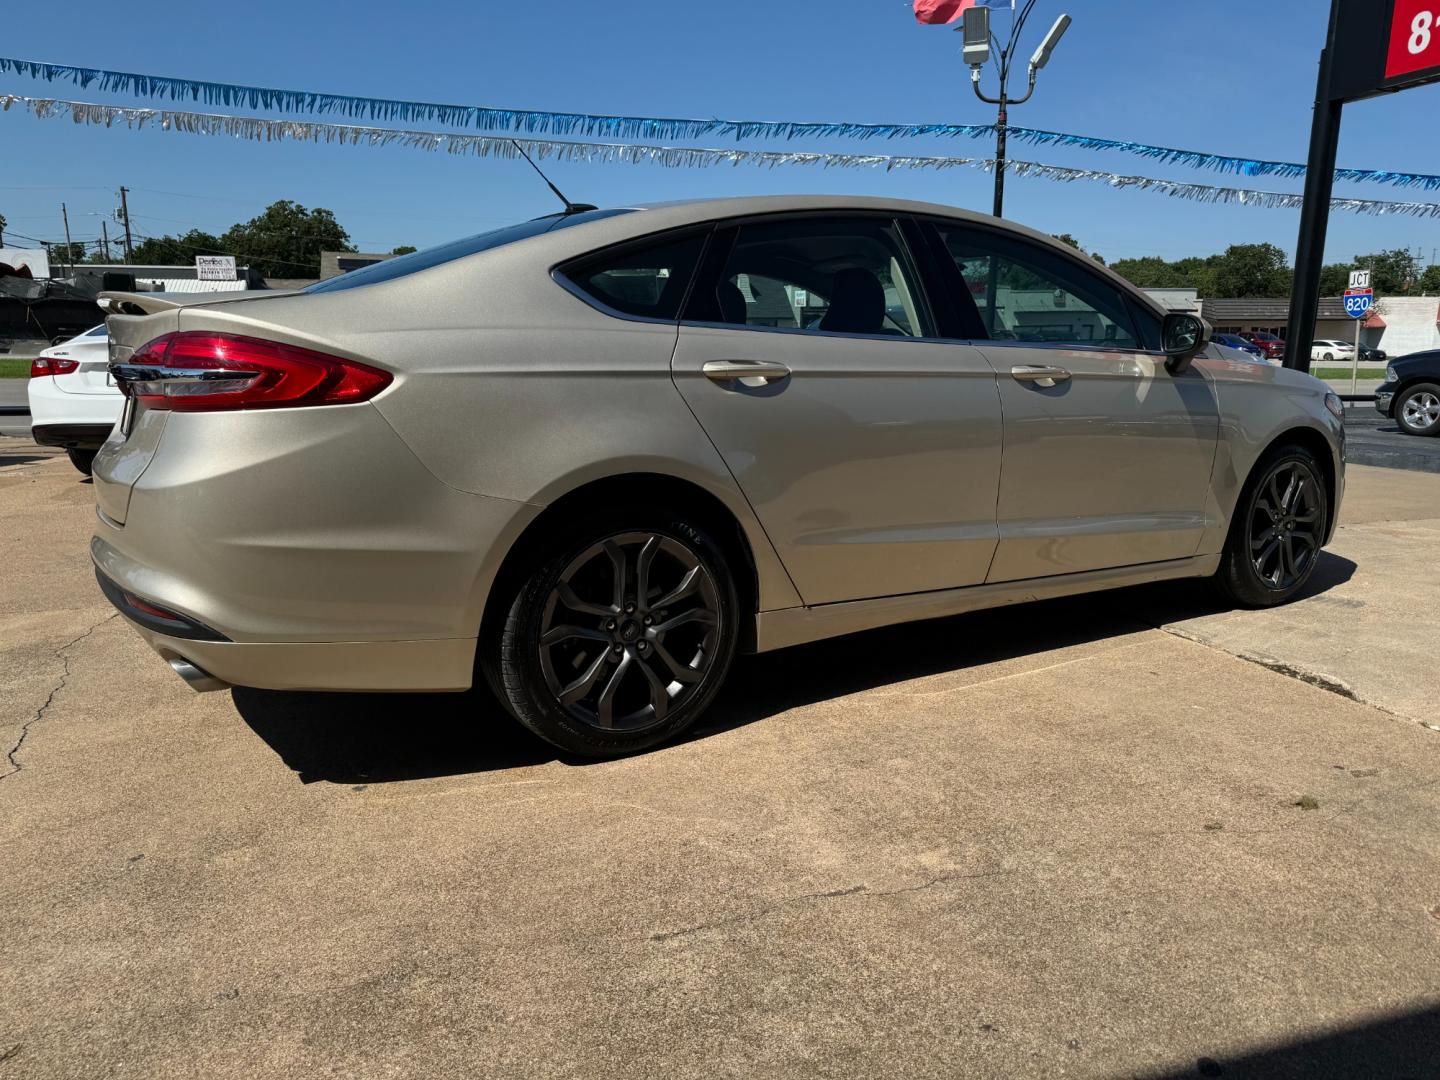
[1390,0,1440,78]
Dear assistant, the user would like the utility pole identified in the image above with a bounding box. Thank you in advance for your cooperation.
[61,202,74,275]
[118,186,134,262]
[962,2,1072,219]
[101,220,112,262]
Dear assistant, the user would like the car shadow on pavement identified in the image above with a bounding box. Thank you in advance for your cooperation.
[689,550,1357,745]
[1144,1003,1440,1079]
[233,551,1356,784]
[232,686,558,784]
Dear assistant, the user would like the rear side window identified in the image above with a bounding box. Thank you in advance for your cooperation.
[559,230,708,321]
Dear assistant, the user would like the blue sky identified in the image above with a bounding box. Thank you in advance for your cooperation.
[2,0,1437,268]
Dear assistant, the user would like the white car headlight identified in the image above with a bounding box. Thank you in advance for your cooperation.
[1386,366,1398,383]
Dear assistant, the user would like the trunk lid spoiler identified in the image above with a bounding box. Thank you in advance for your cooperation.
[97,289,300,316]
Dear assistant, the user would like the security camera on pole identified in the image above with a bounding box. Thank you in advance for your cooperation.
[914,1,1071,217]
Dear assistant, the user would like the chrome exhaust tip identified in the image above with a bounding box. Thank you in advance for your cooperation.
[167,657,231,693]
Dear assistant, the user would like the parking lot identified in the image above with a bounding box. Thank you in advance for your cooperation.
[1,435,1437,1079]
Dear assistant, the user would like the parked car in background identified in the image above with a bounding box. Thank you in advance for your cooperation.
[92,195,1345,757]
[1240,331,1286,361]
[1311,339,1356,363]
[28,324,122,475]
[1359,344,1387,363]
[1376,351,1440,436]
[1211,333,1269,362]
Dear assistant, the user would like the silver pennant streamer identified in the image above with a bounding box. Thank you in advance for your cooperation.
[7,94,1440,220]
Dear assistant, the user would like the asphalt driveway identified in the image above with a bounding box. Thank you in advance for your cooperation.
[2,444,1438,1079]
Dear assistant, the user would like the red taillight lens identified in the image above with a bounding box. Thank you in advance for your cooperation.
[126,332,392,412]
[30,357,78,377]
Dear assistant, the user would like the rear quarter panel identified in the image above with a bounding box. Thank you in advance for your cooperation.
[156,240,802,616]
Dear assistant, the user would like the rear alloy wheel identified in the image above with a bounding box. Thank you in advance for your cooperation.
[1396,383,1440,436]
[1215,445,1328,608]
[492,512,738,757]
[66,448,96,476]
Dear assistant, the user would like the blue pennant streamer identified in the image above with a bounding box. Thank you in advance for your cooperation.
[9,94,1440,221]
[4,55,1440,190]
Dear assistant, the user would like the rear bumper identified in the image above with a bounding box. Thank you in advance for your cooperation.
[115,617,478,693]
[95,545,485,692]
[91,402,540,692]
[32,423,117,449]
[27,375,123,441]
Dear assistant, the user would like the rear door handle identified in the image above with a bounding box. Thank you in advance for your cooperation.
[702,360,791,384]
[1010,364,1071,388]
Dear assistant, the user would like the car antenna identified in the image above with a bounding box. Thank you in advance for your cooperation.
[509,139,598,215]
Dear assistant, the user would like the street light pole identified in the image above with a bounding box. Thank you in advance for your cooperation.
[964,2,1069,219]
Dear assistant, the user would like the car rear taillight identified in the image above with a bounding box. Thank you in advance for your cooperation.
[120,332,392,412]
[30,357,79,377]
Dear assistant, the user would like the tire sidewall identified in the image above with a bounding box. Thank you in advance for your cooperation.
[499,508,740,757]
[1396,383,1440,436]
[67,449,96,476]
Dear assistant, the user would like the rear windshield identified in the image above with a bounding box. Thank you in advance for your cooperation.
[304,208,634,294]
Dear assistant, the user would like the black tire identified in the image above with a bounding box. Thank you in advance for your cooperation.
[1214,443,1329,608]
[487,507,739,757]
[67,448,96,476]
[1323,352,1334,362]
[1395,382,1440,437]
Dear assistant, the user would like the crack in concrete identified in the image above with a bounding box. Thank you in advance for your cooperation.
[2,612,118,781]
[1153,623,1437,735]
[649,868,1009,943]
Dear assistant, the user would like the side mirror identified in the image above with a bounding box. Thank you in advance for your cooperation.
[1161,312,1211,374]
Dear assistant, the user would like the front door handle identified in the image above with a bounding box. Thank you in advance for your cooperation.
[1010,364,1071,388]
[702,360,791,384]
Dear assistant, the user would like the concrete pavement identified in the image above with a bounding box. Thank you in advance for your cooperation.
[2,449,1438,1079]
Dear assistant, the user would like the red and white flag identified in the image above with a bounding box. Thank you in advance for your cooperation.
[913,0,994,26]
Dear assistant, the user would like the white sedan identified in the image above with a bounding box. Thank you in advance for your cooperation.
[28,325,122,475]
[1311,339,1356,362]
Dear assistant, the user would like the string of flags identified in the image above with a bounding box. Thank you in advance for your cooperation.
[7,94,1440,220]
[2,55,1439,191]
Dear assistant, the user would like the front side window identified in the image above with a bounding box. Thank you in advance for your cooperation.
[703,217,933,339]
[932,223,1141,350]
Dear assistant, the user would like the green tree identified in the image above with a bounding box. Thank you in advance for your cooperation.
[390,245,417,256]
[1353,248,1418,295]
[1419,264,1440,294]
[1051,233,1082,250]
[130,229,227,265]
[1109,255,1187,289]
[1208,243,1291,298]
[49,242,90,268]
[220,200,353,278]
[1319,262,1354,296]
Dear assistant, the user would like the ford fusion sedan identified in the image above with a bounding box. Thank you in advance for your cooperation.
[92,195,1345,757]
[28,324,122,474]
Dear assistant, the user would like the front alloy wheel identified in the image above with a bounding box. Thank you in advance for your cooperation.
[492,513,738,757]
[1215,444,1329,608]
[1246,461,1322,591]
